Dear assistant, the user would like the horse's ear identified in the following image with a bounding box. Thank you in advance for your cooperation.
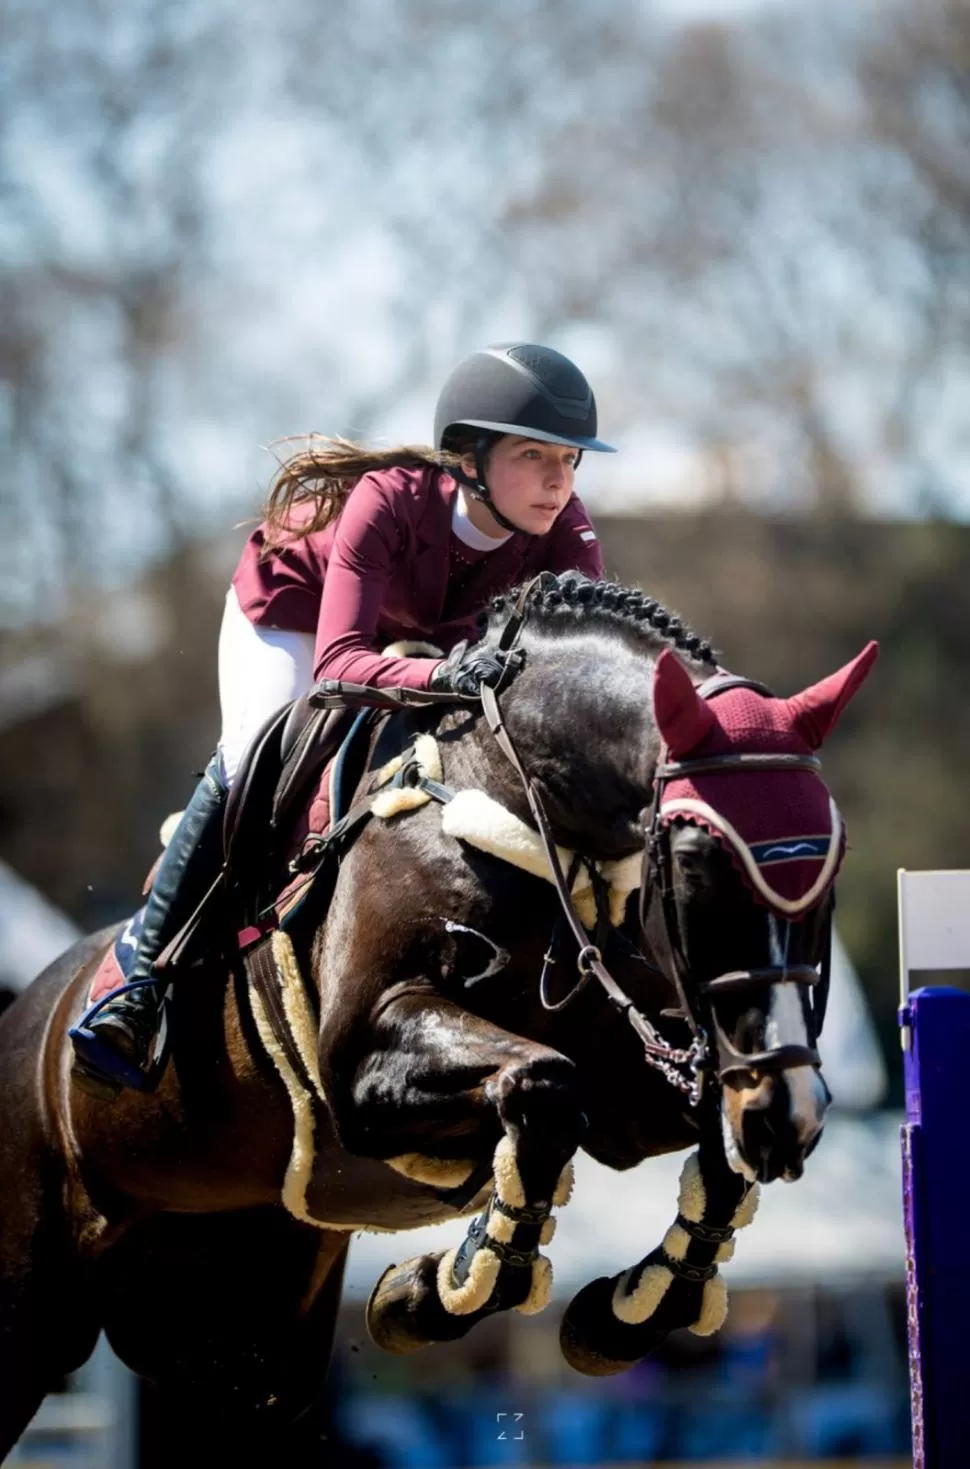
[652,649,717,756]
[784,641,879,749]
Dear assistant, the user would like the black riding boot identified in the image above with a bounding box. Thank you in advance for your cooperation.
[70,756,228,1096]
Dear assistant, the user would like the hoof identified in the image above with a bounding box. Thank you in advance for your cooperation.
[560,1276,669,1377]
[366,1253,485,1355]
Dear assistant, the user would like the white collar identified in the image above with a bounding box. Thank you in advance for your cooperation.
[451,492,512,551]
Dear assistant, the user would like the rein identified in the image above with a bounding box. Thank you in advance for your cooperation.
[478,679,708,1106]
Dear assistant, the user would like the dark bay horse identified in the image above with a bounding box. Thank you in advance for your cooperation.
[0,577,877,1460]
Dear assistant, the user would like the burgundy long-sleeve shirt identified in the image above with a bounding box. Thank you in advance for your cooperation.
[231,464,604,690]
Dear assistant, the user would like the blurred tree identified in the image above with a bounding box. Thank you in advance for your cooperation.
[3,0,969,634]
[0,1,231,614]
[858,0,970,515]
[499,0,970,516]
[0,0,647,625]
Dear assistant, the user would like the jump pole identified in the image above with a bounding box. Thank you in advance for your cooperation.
[898,869,970,1469]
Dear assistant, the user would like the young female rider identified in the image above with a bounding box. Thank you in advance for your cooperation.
[71,342,615,1095]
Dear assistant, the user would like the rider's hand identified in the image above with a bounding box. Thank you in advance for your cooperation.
[429,641,525,699]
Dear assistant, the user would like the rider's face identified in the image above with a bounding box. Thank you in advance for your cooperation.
[462,435,577,537]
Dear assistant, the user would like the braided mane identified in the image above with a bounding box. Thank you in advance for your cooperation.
[488,573,717,668]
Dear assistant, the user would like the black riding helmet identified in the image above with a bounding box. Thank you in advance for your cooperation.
[434,342,616,534]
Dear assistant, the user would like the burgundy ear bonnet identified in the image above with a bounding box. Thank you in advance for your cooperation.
[652,643,879,915]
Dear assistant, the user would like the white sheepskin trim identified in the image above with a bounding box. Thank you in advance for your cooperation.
[383,1155,477,1189]
[372,786,432,818]
[600,852,644,926]
[514,1254,553,1316]
[678,1151,706,1222]
[661,1221,690,1261]
[487,1211,517,1246]
[608,887,631,927]
[690,1273,729,1337]
[601,851,643,888]
[732,1183,761,1230]
[443,790,574,885]
[159,811,183,849]
[553,1159,575,1208]
[540,1216,556,1246]
[441,791,633,932]
[271,931,325,1103]
[716,1239,736,1264]
[612,1261,673,1325]
[382,640,443,658]
[572,885,597,931]
[412,733,443,782]
[436,1244,501,1316]
[248,984,350,1231]
[374,752,406,786]
[493,1135,526,1208]
[371,736,443,818]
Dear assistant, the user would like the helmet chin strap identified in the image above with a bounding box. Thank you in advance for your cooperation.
[448,434,584,537]
[447,436,534,537]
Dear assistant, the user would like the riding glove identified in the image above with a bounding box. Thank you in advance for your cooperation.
[429,641,525,698]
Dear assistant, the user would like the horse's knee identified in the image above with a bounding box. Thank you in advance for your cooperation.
[489,1052,583,1154]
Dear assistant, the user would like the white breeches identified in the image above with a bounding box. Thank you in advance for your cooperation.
[217,587,316,785]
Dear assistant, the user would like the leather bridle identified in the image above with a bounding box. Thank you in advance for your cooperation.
[478,679,710,1104]
[481,577,831,1101]
[640,671,829,1087]
[309,575,833,1105]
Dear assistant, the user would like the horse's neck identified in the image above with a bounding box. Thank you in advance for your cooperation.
[464,652,660,855]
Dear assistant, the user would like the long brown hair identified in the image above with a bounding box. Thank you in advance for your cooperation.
[261,432,484,547]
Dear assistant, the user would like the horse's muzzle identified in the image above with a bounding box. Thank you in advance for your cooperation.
[733,1068,830,1184]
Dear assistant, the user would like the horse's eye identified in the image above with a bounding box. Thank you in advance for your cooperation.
[675,849,705,877]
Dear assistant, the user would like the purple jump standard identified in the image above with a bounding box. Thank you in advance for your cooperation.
[900,986,970,1469]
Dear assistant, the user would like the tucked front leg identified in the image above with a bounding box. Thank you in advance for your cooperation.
[329,989,582,1353]
[560,1125,760,1376]
[433,1127,575,1320]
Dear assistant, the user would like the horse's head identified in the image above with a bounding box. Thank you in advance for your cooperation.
[640,641,878,1184]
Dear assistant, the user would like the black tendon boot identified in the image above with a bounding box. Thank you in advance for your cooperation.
[70,756,228,1097]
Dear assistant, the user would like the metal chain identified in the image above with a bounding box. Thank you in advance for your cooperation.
[636,1033,708,1106]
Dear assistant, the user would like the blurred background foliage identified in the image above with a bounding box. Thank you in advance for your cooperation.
[2,0,969,1094]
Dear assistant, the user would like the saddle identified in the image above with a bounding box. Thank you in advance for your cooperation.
[137,694,387,984]
[222,695,383,906]
[223,665,462,907]
[225,699,344,869]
